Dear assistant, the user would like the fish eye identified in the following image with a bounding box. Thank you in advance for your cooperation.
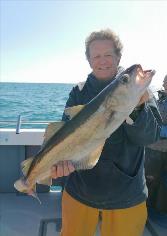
[120,74,130,84]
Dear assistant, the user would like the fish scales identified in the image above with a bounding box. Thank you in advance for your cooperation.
[14,64,156,198]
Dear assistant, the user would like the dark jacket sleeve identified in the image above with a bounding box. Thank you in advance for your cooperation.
[123,97,162,146]
[62,86,79,122]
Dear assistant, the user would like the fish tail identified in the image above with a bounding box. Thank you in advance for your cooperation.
[14,178,29,193]
[14,178,41,204]
[29,191,42,204]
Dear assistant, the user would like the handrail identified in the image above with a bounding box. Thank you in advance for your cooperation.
[16,115,21,134]
[0,121,54,124]
[0,115,56,133]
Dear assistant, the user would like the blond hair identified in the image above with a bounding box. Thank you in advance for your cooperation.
[85,29,123,60]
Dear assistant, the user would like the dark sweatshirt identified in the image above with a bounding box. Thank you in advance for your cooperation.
[62,73,162,209]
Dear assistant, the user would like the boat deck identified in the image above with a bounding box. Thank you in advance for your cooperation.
[0,192,166,236]
[0,129,166,236]
[0,192,61,236]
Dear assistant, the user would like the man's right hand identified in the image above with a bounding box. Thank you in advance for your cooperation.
[51,161,75,179]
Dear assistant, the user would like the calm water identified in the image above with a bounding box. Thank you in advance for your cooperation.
[0,82,74,129]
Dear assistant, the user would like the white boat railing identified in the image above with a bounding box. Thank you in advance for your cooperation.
[0,115,56,133]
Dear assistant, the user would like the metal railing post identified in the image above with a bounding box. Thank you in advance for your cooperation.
[16,115,21,134]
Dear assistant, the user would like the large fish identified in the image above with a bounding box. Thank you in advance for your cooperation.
[14,64,155,200]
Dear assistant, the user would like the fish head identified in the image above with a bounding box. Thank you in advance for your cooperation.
[104,64,155,112]
[122,64,155,94]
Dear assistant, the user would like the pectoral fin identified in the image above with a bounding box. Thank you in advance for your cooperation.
[42,121,65,146]
[73,144,104,170]
[65,105,85,119]
[126,116,134,125]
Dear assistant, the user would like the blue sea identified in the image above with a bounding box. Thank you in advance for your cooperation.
[0,82,74,129]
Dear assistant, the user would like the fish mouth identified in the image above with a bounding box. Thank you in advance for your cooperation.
[137,67,156,82]
[125,64,155,76]
[137,64,156,78]
[125,64,156,82]
[143,69,156,77]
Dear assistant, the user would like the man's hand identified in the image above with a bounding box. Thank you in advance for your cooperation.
[138,90,150,106]
[51,161,75,179]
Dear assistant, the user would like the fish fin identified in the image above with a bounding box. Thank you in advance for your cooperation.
[21,157,33,176]
[126,116,134,125]
[37,176,52,186]
[28,186,42,204]
[14,178,41,203]
[30,191,42,204]
[14,178,29,193]
[64,105,85,119]
[73,144,104,170]
[42,121,65,146]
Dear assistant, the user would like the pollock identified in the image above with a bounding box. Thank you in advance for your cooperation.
[14,64,155,200]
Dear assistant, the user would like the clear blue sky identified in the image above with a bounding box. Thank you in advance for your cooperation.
[0,0,167,89]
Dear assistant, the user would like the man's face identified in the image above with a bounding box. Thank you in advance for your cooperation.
[88,40,120,81]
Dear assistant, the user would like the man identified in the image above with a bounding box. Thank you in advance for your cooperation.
[158,75,167,98]
[51,29,162,236]
[162,75,167,93]
[158,75,167,132]
[145,74,167,223]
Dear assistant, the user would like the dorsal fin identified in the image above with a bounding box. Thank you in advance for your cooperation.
[42,121,65,146]
[65,105,85,119]
[21,157,33,176]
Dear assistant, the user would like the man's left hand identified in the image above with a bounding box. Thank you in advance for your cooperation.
[138,90,150,106]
